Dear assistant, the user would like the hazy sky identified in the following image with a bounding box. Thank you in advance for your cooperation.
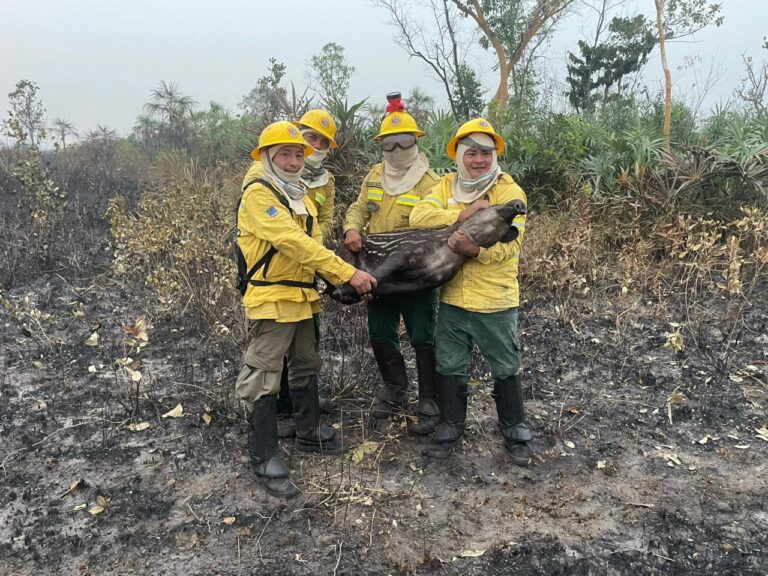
[1,0,765,136]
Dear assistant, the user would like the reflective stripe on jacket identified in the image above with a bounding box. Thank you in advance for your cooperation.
[409,173,527,311]
[343,163,439,234]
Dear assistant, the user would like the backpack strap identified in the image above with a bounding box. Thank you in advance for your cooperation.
[237,177,317,292]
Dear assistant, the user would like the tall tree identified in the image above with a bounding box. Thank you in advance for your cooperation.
[144,80,197,148]
[5,79,47,147]
[566,13,656,112]
[450,0,576,115]
[51,118,77,149]
[240,58,291,124]
[653,0,723,150]
[307,43,356,102]
[376,0,484,121]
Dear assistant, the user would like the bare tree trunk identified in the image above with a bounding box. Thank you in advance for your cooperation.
[451,0,572,122]
[654,0,672,151]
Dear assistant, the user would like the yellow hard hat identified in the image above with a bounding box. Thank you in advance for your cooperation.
[251,120,315,160]
[374,111,425,141]
[297,109,337,149]
[446,118,505,160]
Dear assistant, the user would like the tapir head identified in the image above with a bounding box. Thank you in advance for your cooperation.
[460,200,527,248]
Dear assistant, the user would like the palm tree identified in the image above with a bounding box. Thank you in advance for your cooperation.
[133,114,161,149]
[144,80,197,148]
[52,118,77,149]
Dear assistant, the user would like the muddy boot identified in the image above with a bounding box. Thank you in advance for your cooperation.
[494,374,533,467]
[370,340,409,419]
[410,345,439,435]
[317,375,334,413]
[248,395,299,498]
[292,377,343,455]
[423,375,467,458]
[277,361,296,438]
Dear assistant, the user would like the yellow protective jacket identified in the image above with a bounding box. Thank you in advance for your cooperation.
[238,163,355,321]
[243,161,336,243]
[409,173,527,311]
[343,163,440,234]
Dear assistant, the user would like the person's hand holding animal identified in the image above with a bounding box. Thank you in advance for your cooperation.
[448,230,480,257]
[344,230,364,252]
[457,199,490,223]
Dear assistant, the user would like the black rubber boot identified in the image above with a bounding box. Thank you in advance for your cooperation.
[494,374,533,467]
[248,395,299,498]
[370,339,409,419]
[410,345,439,435]
[423,374,467,458]
[292,377,343,455]
[277,360,296,438]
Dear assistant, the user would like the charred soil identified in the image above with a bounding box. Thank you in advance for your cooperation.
[1,275,767,575]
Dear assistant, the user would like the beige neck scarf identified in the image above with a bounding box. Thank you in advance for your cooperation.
[300,130,331,188]
[381,147,429,196]
[452,134,501,204]
[264,147,308,215]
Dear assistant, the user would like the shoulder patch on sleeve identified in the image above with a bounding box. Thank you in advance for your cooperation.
[266,206,279,218]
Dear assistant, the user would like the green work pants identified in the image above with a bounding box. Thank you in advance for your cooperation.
[367,289,438,351]
[435,303,522,382]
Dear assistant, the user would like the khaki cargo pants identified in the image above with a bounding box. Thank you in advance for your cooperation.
[235,318,321,413]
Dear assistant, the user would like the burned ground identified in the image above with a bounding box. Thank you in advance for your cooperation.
[1,273,766,576]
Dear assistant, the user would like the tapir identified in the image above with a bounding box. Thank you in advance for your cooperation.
[328,200,526,303]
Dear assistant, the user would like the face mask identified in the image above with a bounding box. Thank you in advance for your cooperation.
[304,147,329,170]
[383,144,419,170]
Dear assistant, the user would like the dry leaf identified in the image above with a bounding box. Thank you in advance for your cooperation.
[87,365,97,373]
[88,504,105,515]
[728,374,744,383]
[202,413,212,426]
[84,332,99,347]
[565,440,576,449]
[350,441,379,463]
[663,453,681,466]
[72,303,86,319]
[128,422,151,432]
[596,460,606,469]
[459,549,486,558]
[72,503,87,511]
[664,331,684,352]
[755,427,768,442]
[59,479,82,498]
[32,360,44,369]
[162,404,184,419]
[222,516,236,525]
[96,495,109,507]
[130,370,142,382]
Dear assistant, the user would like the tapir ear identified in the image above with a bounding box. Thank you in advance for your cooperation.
[499,226,519,243]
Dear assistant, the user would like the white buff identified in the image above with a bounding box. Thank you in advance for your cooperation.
[381,147,429,196]
[264,146,308,215]
[452,133,501,204]
[300,129,331,188]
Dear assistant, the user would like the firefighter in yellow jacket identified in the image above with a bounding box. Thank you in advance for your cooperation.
[409,118,532,466]
[343,96,441,434]
[243,110,339,438]
[236,121,376,497]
